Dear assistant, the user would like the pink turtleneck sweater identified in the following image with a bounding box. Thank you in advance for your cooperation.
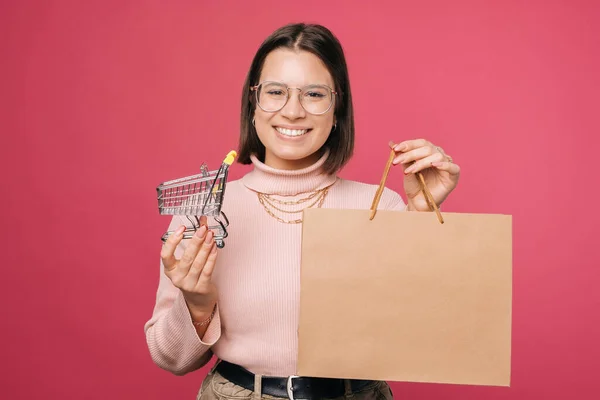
[144,151,407,376]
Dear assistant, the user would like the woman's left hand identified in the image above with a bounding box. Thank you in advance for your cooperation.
[391,139,460,211]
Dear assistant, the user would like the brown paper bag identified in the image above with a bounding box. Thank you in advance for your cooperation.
[298,208,512,386]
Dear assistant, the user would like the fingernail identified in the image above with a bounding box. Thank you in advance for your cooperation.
[205,230,214,243]
[396,156,405,164]
[395,144,407,151]
[175,226,185,236]
[195,225,207,237]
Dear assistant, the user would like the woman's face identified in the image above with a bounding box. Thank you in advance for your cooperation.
[254,48,336,170]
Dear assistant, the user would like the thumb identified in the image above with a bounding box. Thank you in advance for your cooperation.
[199,215,208,227]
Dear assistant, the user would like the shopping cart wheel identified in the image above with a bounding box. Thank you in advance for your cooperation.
[216,239,225,248]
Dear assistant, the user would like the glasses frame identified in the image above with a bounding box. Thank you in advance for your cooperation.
[250,81,337,115]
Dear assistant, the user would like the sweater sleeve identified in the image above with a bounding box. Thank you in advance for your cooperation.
[144,216,222,375]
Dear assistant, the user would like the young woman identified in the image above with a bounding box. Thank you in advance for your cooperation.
[145,23,460,399]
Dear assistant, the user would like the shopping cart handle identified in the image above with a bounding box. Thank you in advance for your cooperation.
[223,150,237,166]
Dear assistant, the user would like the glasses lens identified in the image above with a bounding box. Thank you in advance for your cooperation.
[258,82,288,112]
[301,85,333,114]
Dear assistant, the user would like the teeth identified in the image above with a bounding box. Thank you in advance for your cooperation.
[276,127,308,137]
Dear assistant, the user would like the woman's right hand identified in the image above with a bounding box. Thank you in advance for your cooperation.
[160,216,219,321]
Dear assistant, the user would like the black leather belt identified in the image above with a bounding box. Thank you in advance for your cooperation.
[215,360,375,399]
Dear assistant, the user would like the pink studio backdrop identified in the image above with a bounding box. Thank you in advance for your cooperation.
[1,1,598,399]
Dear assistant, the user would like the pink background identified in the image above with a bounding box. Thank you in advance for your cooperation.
[1,0,599,398]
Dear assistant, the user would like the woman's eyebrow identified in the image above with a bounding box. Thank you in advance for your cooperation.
[259,79,333,87]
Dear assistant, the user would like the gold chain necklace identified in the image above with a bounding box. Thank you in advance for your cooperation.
[259,191,326,214]
[262,189,323,205]
[256,185,332,224]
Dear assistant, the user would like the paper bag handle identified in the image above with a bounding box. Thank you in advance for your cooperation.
[369,147,444,224]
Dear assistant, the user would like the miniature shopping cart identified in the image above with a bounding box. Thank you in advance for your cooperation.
[156,150,237,248]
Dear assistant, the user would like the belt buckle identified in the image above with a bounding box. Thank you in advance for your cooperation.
[286,375,299,400]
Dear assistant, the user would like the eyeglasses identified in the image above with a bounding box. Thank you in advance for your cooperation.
[250,81,337,115]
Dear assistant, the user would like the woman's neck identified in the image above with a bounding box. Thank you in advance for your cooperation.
[242,148,337,196]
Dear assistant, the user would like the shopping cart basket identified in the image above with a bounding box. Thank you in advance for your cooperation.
[157,150,237,248]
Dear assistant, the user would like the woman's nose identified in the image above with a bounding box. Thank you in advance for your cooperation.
[279,89,306,120]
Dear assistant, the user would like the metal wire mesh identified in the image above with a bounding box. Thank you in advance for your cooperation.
[157,163,226,217]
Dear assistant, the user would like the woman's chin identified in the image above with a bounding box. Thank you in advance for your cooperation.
[265,149,322,169]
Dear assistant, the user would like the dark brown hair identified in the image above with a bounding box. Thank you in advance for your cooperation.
[237,23,354,175]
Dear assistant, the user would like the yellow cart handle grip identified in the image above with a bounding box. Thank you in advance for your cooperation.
[223,150,237,166]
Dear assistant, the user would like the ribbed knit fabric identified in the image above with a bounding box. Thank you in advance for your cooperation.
[144,150,407,376]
